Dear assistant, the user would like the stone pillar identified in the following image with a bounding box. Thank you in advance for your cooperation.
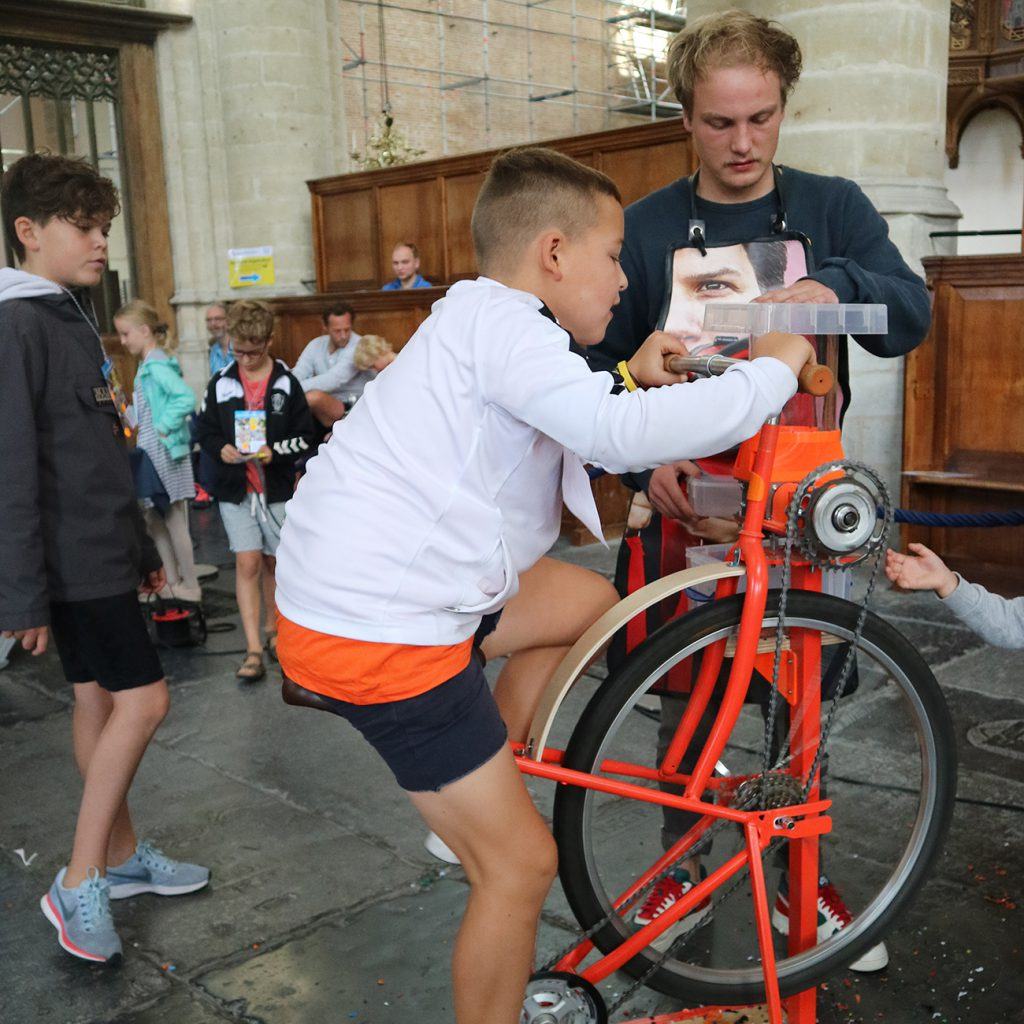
[154,0,348,396]
[685,0,959,498]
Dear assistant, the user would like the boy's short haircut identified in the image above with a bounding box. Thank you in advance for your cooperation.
[1,152,120,262]
[395,241,419,258]
[322,302,355,324]
[353,334,393,371]
[471,147,621,276]
[227,300,275,345]
[667,10,803,116]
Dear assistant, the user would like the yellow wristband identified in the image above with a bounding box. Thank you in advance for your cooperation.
[617,360,639,393]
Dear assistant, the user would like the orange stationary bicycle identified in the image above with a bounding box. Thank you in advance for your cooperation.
[514,306,957,1024]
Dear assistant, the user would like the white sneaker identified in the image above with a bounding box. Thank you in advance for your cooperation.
[424,831,461,865]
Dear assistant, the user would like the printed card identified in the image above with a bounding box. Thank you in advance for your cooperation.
[234,409,267,454]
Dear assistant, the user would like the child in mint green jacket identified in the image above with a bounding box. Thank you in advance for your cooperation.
[115,301,201,603]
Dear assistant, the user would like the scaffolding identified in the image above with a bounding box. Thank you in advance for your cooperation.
[339,0,685,159]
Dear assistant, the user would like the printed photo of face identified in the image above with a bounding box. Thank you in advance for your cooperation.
[661,240,789,353]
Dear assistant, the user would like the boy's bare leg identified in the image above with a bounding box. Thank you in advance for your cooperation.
[410,745,558,1024]
[235,550,264,653]
[72,683,138,867]
[482,557,618,743]
[65,680,170,887]
[260,554,277,636]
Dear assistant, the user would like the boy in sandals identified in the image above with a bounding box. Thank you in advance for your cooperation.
[196,301,315,680]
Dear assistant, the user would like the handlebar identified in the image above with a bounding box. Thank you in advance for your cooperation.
[663,353,834,398]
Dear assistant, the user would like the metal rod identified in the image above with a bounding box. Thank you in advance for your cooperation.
[21,93,35,153]
[929,228,1022,238]
[436,0,447,154]
[86,100,100,169]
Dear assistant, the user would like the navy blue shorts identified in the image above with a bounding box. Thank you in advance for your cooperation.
[313,611,507,792]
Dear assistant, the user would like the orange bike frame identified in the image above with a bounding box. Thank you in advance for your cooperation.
[513,418,833,1024]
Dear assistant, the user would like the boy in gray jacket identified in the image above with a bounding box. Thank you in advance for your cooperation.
[886,544,1024,648]
[0,154,208,966]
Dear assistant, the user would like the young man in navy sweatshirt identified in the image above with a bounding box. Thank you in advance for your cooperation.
[589,10,931,972]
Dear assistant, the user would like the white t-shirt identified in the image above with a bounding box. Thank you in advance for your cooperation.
[276,278,797,646]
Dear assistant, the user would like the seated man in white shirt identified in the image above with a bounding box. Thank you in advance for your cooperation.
[291,303,371,427]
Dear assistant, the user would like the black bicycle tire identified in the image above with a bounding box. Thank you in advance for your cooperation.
[552,591,957,1005]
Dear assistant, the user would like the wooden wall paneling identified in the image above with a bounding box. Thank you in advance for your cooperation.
[118,42,176,327]
[376,178,445,286]
[308,119,694,291]
[901,254,1024,594]
[598,139,693,206]
[267,288,446,368]
[319,188,378,291]
[444,172,486,281]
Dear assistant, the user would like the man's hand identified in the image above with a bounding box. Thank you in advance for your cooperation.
[220,444,244,464]
[626,331,689,388]
[754,279,839,305]
[256,445,273,463]
[885,544,959,598]
[139,568,167,595]
[0,626,48,656]
[647,461,702,524]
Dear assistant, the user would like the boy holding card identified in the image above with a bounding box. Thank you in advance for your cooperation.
[196,300,315,680]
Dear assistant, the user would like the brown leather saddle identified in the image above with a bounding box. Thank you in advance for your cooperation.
[281,675,340,714]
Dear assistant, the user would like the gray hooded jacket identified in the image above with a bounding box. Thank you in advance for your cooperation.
[0,268,160,630]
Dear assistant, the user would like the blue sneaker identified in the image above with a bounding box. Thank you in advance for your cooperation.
[106,840,210,899]
[41,867,122,964]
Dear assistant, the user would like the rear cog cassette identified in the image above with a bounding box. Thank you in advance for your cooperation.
[798,463,888,567]
[521,971,608,1024]
[734,771,805,810]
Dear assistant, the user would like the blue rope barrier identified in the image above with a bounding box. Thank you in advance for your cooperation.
[891,508,1024,527]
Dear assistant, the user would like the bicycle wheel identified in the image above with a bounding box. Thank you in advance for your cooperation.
[552,591,956,1005]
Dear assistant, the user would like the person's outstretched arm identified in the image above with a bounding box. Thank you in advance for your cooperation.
[886,543,1024,649]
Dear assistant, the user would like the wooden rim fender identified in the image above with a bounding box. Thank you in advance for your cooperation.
[523,562,746,761]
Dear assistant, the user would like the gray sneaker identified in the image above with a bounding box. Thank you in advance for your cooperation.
[106,840,210,899]
[41,867,122,964]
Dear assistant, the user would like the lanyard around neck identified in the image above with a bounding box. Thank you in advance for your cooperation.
[687,164,788,255]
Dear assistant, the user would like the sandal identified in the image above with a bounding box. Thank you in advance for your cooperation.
[264,632,278,663]
[236,651,265,682]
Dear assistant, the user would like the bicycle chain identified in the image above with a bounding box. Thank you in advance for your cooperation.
[541,460,894,1017]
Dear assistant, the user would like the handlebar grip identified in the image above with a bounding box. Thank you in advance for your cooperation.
[798,363,834,397]
[663,353,834,396]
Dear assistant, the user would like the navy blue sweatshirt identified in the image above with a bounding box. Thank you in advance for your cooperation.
[589,166,931,491]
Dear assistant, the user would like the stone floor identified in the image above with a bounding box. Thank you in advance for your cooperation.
[2,506,1022,1024]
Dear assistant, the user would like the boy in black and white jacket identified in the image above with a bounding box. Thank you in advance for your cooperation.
[196,300,315,681]
[275,147,816,1024]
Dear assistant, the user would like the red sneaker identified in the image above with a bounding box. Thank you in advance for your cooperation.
[632,868,712,952]
[772,874,889,972]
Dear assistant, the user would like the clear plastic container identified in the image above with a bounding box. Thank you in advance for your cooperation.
[684,544,851,600]
[702,303,888,337]
[688,474,743,519]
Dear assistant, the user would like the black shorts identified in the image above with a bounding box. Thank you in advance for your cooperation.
[49,591,165,692]
[311,611,508,793]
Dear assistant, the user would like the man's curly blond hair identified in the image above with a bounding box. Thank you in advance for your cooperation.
[667,10,803,117]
